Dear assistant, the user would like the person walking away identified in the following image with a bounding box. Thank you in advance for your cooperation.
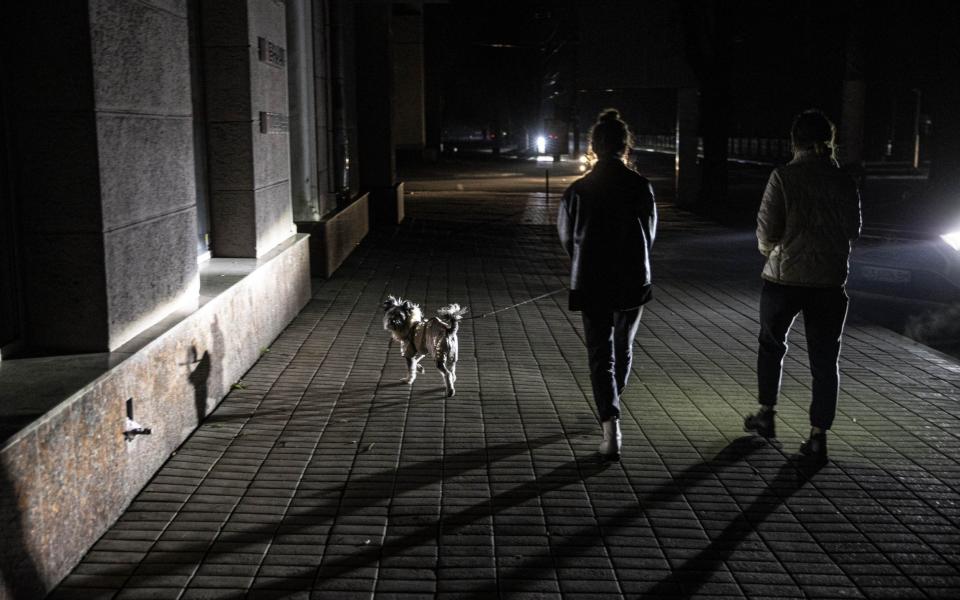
[558,109,658,462]
[743,109,862,463]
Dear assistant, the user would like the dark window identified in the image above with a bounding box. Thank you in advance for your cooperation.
[188,0,211,258]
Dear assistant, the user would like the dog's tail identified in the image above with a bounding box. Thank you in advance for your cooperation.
[436,304,468,335]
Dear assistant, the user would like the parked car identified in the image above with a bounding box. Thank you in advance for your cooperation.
[848,226,960,304]
[846,188,960,355]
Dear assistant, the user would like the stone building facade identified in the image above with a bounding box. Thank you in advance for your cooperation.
[0,1,419,597]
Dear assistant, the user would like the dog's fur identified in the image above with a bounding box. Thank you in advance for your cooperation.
[382,296,467,397]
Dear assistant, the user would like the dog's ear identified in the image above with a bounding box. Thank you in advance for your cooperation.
[382,296,399,311]
[401,300,415,310]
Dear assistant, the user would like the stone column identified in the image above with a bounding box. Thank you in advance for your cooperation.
[927,4,960,203]
[393,8,426,160]
[6,0,199,353]
[676,87,701,208]
[201,0,296,258]
[839,0,866,169]
[329,0,358,205]
[355,1,403,228]
[311,0,337,217]
[423,5,445,162]
[287,0,321,222]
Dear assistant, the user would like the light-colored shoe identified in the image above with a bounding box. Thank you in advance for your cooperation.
[598,418,622,461]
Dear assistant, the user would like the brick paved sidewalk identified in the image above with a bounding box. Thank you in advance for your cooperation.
[54,168,960,599]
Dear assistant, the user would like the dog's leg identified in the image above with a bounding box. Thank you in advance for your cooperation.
[404,357,418,384]
[448,338,458,384]
[446,357,457,384]
[436,359,455,397]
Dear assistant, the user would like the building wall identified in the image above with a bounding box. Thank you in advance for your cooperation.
[0,1,314,597]
[0,237,310,600]
[92,0,202,348]
[4,3,106,350]
[0,0,403,593]
[7,0,201,353]
[202,0,296,258]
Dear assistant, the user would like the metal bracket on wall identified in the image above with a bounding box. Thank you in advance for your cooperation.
[123,398,152,441]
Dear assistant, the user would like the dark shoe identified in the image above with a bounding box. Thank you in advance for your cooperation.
[597,451,621,464]
[743,409,776,438]
[799,430,828,464]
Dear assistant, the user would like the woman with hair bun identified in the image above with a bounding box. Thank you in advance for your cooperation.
[558,109,657,462]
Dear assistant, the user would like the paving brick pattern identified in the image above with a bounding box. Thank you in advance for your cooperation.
[54,164,960,599]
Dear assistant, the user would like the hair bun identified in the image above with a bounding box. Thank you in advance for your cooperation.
[599,109,620,123]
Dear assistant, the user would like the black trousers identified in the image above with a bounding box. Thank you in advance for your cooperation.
[582,307,643,422]
[757,280,849,430]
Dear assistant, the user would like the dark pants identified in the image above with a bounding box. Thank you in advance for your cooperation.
[582,307,644,422]
[757,281,849,430]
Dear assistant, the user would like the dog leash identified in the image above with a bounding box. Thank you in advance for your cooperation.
[465,287,566,320]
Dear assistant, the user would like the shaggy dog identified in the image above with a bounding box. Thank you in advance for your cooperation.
[382,296,467,397]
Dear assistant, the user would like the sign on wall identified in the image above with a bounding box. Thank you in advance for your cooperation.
[258,37,286,68]
[260,112,289,134]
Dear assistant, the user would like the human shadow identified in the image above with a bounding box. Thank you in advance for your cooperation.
[181,438,764,598]
[0,461,45,599]
[187,346,211,422]
[309,454,616,588]
[308,439,770,598]
[51,430,591,597]
[458,434,770,598]
[187,317,224,424]
[200,386,425,428]
[644,454,823,598]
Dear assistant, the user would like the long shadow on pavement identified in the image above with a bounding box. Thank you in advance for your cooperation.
[54,434,781,599]
[458,435,772,598]
[52,431,589,598]
[252,436,773,598]
[644,455,823,598]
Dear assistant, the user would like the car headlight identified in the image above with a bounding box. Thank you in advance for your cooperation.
[536,135,547,155]
[942,231,960,251]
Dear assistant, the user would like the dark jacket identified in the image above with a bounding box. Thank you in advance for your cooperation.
[757,152,862,287]
[558,158,657,311]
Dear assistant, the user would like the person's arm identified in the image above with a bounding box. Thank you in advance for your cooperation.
[756,170,785,256]
[647,182,658,248]
[558,186,576,257]
[845,179,862,242]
